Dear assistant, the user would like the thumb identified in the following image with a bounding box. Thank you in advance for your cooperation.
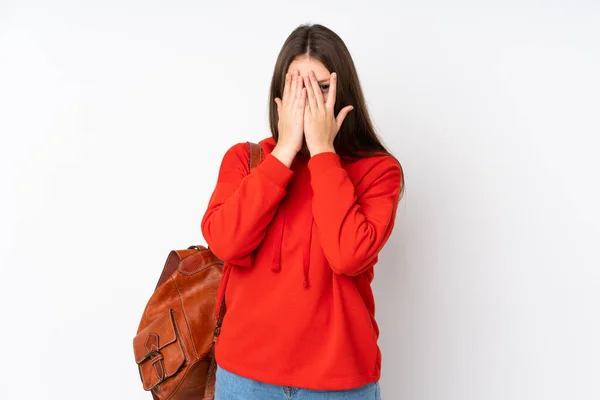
[336,105,354,131]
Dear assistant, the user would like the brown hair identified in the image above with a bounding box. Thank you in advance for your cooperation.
[268,23,404,196]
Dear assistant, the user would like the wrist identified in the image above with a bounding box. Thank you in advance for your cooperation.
[271,144,297,168]
[309,146,336,157]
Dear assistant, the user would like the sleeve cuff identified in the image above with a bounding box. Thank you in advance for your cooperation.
[308,151,342,173]
[253,153,294,188]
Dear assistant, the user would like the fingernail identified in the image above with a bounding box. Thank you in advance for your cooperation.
[332,72,337,79]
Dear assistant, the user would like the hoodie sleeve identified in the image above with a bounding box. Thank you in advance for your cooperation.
[308,152,402,276]
[201,142,294,267]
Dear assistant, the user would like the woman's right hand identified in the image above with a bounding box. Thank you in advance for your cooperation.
[272,69,306,167]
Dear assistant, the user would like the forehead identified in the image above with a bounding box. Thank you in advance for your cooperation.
[287,56,330,79]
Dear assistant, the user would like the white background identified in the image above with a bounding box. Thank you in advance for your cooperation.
[1,1,599,399]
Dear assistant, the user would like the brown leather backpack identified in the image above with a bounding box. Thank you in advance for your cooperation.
[133,142,263,400]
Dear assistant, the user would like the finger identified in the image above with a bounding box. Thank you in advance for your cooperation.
[309,70,325,110]
[303,75,317,113]
[282,73,291,102]
[326,72,337,110]
[297,87,307,110]
[336,105,354,130]
[289,69,298,101]
[295,72,304,99]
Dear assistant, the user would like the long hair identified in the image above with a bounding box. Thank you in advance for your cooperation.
[268,23,404,197]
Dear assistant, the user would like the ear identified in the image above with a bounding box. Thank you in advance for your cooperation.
[274,98,282,117]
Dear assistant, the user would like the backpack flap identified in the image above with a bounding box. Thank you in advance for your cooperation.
[133,309,186,390]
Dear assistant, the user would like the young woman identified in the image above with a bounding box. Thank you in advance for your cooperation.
[201,23,404,400]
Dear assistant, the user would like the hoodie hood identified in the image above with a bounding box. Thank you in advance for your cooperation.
[259,136,313,288]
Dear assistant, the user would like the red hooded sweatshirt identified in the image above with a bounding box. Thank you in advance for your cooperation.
[201,136,402,390]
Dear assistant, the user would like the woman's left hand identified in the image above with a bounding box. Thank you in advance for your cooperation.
[303,70,354,156]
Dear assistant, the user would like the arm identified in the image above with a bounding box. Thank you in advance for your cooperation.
[201,143,294,267]
[308,152,402,276]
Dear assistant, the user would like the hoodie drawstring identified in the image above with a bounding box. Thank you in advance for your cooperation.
[271,209,285,272]
[271,209,313,289]
[269,154,313,288]
[302,216,313,288]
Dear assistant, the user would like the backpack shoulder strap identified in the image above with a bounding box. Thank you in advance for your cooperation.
[203,142,262,399]
[247,141,263,171]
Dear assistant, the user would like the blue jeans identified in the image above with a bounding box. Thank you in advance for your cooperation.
[215,365,382,400]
